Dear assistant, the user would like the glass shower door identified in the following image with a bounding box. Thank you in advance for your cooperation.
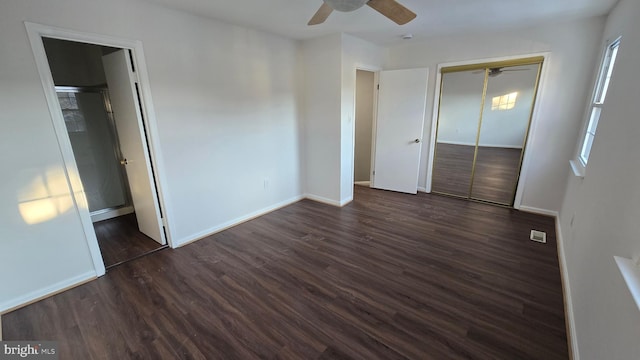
[57,88,131,214]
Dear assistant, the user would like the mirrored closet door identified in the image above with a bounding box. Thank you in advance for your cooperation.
[431,57,543,206]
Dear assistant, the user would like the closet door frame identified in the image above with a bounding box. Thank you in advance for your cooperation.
[426,52,550,210]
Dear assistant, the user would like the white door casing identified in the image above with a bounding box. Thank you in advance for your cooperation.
[372,68,429,194]
[102,50,165,245]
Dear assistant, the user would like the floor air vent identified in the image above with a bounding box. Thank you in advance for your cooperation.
[530,230,547,244]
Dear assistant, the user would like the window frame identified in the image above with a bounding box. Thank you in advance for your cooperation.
[491,92,519,111]
[574,37,621,175]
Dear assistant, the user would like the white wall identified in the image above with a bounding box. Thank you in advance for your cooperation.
[354,70,374,181]
[0,0,303,312]
[385,16,606,212]
[559,0,640,358]
[300,34,383,205]
[300,34,342,204]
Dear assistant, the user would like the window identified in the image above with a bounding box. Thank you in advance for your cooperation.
[578,38,621,166]
[57,92,87,133]
[492,92,519,111]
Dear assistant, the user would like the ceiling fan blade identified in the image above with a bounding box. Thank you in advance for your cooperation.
[308,3,334,25]
[366,0,417,25]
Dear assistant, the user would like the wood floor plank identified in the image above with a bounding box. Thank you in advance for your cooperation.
[94,213,164,268]
[432,143,525,205]
[2,187,567,359]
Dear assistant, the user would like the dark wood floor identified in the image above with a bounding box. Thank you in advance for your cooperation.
[94,213,164,268]
[432,143,523,205]
[432,143,475,198]
[3,187,567,359]
[471,146,523,205]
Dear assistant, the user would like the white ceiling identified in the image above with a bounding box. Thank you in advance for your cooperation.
[143,0,618,44]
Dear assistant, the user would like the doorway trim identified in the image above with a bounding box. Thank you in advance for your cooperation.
[352,66,381,193]
[426,52,550,210]
[25,22,173,277]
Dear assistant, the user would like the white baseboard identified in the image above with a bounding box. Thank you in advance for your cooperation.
[174,195,305,248]
[518,205,559,218]
[438,140,476,146]
[340,196,353,207]
[2,196,307,314]
[305,194,342,207]
[354,181,370,186]
[438,140,523,149]
[0,271,96,314]
[555,217,580,360]
[417,186,428,193]
[175,192,354,248]
[91,206,134,223]
[519,207,578,358]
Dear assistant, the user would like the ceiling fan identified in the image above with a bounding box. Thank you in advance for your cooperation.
[308,0,417,26]
[473,67,530,77]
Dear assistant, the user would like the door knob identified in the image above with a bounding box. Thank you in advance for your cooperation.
[120,159,128,165]
[414,139,421,143]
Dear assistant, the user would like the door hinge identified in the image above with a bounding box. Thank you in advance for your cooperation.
[373,171,376,175]
[377,84,380,90]
[161,217,168,228]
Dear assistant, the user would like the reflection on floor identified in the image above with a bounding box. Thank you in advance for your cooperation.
[432,143,475,197]
[432,143,522,205]
[94,213,165,268]
[472,146,522,204]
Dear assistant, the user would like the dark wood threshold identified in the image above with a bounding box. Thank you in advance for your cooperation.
[105,245,169,271]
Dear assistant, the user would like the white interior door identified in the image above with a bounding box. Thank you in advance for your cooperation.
[102,50,165,245]
[372,68,428,194]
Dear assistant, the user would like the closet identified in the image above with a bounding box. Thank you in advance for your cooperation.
[431,57,543,206]
[42,37,167,268]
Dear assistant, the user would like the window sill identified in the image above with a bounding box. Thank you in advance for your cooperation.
[569,160,585,178]
[614,256,640,312]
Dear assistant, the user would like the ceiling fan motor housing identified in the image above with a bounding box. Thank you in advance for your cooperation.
[324,0,368,12]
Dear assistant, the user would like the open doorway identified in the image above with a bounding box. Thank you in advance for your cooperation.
[41,38,167,269]
[354,67,428,195]
[354,69,376,189]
